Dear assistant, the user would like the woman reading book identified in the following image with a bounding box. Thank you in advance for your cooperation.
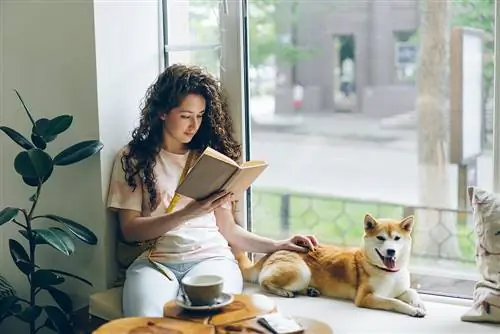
[107,64,318,317]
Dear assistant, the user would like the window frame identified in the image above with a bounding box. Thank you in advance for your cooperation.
[161,0,251,228]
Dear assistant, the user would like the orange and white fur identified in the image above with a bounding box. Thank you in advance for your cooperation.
[235,214,426,317]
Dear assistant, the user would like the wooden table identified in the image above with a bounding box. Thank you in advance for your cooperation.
[93,294,332,333]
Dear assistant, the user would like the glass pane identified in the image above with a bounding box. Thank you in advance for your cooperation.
[247,0,495,299]
[165,0,222,74]
[165,0,221,47]
[168,49,221,78]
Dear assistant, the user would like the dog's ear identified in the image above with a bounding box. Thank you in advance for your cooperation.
[400,215,414,233]
[364,213,378,231]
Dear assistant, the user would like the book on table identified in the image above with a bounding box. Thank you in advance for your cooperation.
[175,147,269,200]
[256,313,305,334]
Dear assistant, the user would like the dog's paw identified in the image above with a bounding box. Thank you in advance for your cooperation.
[281,290,296,298]
[409,298,426,313]
[306,287,321,297]
[410,306,426,318]
[272,288,295,298]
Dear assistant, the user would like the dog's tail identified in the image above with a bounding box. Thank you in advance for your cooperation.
[233,250,270,284]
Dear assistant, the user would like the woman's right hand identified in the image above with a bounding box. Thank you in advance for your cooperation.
[181,190,233,219]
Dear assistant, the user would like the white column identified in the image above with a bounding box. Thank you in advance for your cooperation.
[220,0,249,228]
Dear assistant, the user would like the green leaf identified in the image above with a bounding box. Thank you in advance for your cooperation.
[46,115,73,137]
[14,148,53,182]
[8,239,29,262]
[22,177,40,187]
[46,287,73,314]
[17,305,42,323]
[18,230,47,245]
[44,306,74,334]
[32,269,65,288]
[53,140,103,166]
[30,133,46,150]
[44,317,57,331]
[14,90,36,127]
[0,207,19,225]
[33,118,57,143]
[39,215,97,245]
[0,126,34,150]
[8,239,32,275]
[46,269,92,286]
[34,228,75,256]
[22,166,53,187]
[0,296,19,319]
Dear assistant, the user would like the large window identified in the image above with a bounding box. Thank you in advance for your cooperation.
[164,0,498,300]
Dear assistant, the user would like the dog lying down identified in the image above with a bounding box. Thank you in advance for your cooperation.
[235,213,426,317]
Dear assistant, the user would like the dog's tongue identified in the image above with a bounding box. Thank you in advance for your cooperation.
[383,257,396,270]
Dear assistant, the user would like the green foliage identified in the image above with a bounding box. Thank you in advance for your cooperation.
[453,0,495,34]
[247,0,314,68]
[185,0,314,72]
[0,90,102,334]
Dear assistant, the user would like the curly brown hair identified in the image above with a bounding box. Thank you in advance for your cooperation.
[122,64,241,209]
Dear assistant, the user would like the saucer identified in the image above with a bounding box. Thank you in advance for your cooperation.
[175,292,234,311]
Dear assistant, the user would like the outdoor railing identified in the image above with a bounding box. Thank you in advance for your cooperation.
[251,188,476,265]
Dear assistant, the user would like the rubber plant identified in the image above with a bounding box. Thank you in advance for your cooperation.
[0,90,102,334]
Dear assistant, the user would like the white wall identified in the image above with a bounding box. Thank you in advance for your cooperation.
[0,0,161,331]
[94,0,163,287]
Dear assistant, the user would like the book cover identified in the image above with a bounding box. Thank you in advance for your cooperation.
[175,147,269,200]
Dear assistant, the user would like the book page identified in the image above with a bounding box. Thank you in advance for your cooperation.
[176,154,239,200]
[204,147,239,167]
[241,160,267,168]
[222,162,269,196]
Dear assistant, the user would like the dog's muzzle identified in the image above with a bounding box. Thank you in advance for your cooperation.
[375,248,396,270]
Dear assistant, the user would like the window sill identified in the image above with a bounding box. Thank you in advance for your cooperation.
[242,283,498,333]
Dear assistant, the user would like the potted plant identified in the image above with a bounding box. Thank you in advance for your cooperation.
[0,90,102,334]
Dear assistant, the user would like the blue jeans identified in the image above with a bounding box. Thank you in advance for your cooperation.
[122,256,243,317]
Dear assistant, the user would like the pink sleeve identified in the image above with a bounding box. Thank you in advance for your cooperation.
[106,148,143,212]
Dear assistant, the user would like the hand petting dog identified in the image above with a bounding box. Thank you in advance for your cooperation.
[277,235,319,252]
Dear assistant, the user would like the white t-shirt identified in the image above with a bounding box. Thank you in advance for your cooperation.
[107,146,235,263]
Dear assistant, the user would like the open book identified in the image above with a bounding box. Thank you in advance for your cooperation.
[256,313,304,334]
[176,147,269,200]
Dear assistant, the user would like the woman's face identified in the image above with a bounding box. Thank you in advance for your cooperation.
[160,93,206,145]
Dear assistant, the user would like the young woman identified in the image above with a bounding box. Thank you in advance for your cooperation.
[107,64,318,317]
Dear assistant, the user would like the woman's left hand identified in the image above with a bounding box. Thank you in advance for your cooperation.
[276,234,319,253]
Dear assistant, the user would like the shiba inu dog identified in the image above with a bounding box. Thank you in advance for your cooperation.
[235,214,426,317]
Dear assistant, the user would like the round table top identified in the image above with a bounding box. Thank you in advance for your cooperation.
[92,316,214,334]
[94,293,332,334]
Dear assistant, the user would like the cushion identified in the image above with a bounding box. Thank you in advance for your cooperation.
[89,287,123,321]
[461,186,500,323]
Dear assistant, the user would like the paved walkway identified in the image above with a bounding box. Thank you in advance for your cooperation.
[250,112,493,207]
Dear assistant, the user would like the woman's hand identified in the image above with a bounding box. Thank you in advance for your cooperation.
[276,234,319,253]
[181,190,233,219]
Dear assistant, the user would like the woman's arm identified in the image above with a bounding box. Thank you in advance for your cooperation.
[215,206,318,253]
[120,190,232,242]
[119,209,195,242]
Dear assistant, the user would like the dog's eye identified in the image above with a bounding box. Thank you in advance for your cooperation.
[394,236,401,241]
[376,236,385,241]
